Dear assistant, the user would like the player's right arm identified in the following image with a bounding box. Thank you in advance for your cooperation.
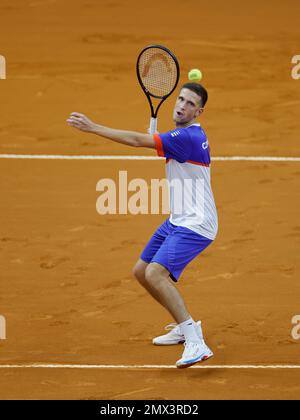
[67,112,155,149]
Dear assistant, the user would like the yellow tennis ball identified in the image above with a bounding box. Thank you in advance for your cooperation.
[188,68,202,82]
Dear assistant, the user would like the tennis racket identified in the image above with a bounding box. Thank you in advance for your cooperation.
[136,44,180,135]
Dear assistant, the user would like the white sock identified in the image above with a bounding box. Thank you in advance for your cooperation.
[179,317,201,343]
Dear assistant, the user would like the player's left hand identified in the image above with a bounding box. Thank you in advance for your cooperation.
[67,112,97,133]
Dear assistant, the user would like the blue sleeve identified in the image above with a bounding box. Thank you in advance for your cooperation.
[159,129,193,163]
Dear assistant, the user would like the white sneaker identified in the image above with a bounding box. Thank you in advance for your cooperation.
[176,340,213,369]
[153,321,202,346]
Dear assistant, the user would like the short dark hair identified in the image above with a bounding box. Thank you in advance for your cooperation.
[181,82,208,108]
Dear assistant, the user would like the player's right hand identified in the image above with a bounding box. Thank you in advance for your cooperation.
[67,112,97,133]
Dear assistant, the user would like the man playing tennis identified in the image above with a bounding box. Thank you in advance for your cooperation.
[67,82,218,368]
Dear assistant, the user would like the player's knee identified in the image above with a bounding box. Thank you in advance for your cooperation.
[145,264,162,286]
[132,262,146,282]
[145,263,170,288]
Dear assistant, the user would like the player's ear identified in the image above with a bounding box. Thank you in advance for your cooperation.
[196,107,204,117]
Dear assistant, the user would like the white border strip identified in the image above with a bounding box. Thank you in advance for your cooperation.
[0,154,299,162]
[0,364,299,370]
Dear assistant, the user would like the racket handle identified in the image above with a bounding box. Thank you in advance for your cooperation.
[149,117,157,135]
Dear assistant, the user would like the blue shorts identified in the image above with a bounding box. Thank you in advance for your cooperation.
[140,218,213,282]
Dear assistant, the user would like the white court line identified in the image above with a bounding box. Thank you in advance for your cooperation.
[0,154,300,161]
[0,364,299,370]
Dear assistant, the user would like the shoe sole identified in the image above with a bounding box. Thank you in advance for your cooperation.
[153,339,185,346]
[176,352,213,369]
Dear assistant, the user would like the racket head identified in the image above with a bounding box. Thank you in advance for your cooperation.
[136,44,180,101]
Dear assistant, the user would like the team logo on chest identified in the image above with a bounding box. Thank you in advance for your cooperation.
[202,139,209,149]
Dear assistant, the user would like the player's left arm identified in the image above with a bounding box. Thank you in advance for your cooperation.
[67,112,155,149]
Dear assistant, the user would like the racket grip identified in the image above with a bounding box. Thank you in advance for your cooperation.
[149,117,157,135]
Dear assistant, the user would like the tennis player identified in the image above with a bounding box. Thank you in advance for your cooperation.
[67,83,218,368]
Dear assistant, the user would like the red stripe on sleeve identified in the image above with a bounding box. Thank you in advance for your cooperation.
[153,134,165,157]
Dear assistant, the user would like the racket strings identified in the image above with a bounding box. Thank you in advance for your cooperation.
[138,48,178,98]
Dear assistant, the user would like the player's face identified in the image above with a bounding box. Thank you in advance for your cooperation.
[173,88,203,126]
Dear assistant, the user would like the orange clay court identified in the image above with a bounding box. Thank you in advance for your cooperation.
[0,0,299,400]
